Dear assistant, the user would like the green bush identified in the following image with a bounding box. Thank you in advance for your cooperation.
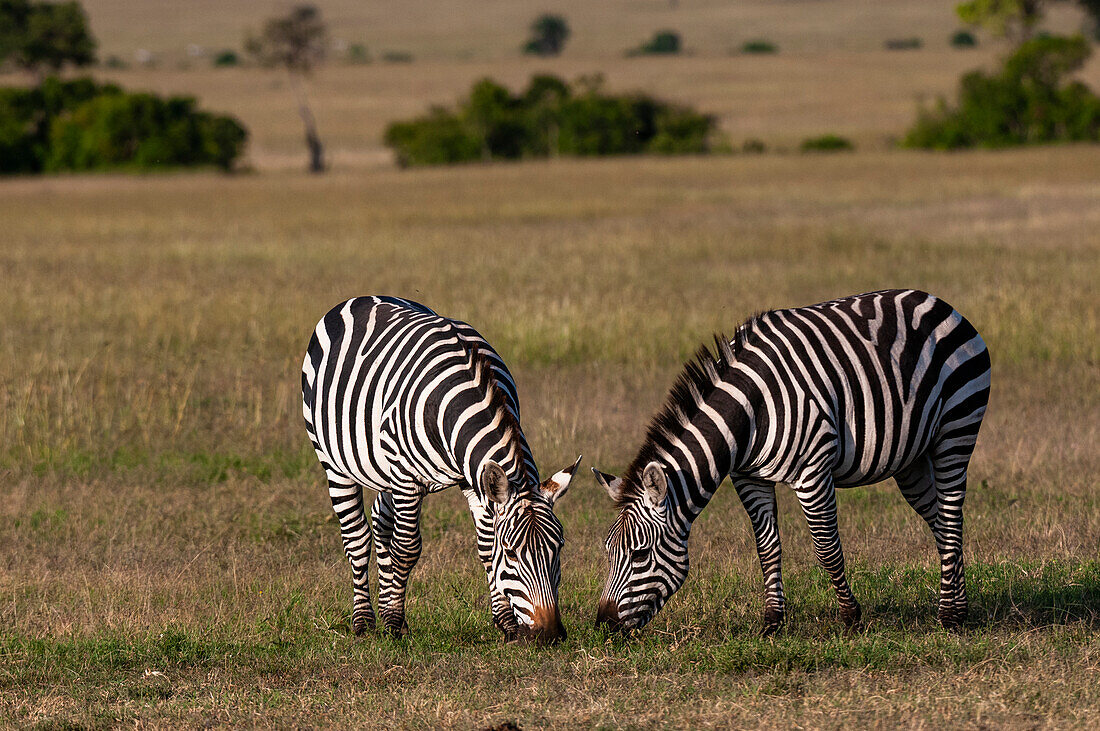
[212,49,238,67]
[523,14,569,56]
[884,37,923,50]
[800,134,854,152]
[903,35,1100,149]
[383,74,716,166]
[0,77,247,174]
[741,39,777,54]
[345,43,369,64]
[630,30,681,56]
[950,30,978,48]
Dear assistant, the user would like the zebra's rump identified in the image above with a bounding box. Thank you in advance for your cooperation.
[737,289,991,486]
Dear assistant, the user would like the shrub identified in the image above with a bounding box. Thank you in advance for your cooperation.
[383,74,717,166]
[385,108,481,166]
[523,14,569,56]
[884,37,923,50]
[46,92,247,171]
[951,30,978,48]
[741,138,767,153]
[346,43,369,64]
[741,39,777,54]
[903,35,1100,149]
[380,50,412,63]
[0,77,247,174]
[631,30,681,56]
[212,49,239,67]
[800,134,854,152]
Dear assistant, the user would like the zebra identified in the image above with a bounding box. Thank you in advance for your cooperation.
[592,289,990,635]
[302,296,580,643]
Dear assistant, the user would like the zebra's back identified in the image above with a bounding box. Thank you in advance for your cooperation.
[735,289,990,486]
[301,296,527,493]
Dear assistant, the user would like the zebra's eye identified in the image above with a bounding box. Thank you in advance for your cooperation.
[503,545,518,560]
[631,548,648,563]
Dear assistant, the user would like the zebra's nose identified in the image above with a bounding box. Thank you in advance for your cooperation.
[516,606,566,645]
[595,598,622,632]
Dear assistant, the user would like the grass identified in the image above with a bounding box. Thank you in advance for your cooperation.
[1,147,1097,726]
[76,0,1090,61]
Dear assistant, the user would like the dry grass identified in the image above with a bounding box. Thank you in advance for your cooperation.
[77,0,1090,60]
[1,147,1098,727]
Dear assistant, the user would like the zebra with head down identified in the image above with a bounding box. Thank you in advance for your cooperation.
[302,296,580,643]
[593,290,990,635]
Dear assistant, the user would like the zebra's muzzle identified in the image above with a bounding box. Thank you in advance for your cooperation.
[595,598,623,632]
[513,606,566,645]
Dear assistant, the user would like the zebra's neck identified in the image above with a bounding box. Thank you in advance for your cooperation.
[643,372,756,530]
[454,413,537,493]
[622,335,763,532]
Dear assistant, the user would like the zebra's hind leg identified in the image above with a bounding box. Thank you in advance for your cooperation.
[373,490,424,637]
[327,474,375,635]
[793,472,862,630]
[931,429,978,630]
[896,446,972,631]
[734,479,786,635]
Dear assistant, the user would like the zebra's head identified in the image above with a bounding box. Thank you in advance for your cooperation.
[481,455,581,645]
[592,461,689,633]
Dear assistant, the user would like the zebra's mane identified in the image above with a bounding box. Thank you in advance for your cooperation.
[618,319,760,506]
[466,339,526,470]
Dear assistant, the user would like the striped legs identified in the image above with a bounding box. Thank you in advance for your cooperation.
[463,489,519,639]
[373,491,424,637]
[735,479,786,635]
[794,472,861,629]
[326,473,375,635]
[897,448,971,630]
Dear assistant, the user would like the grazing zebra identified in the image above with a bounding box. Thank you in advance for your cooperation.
[593,289,990,635]
[302,296,580,643]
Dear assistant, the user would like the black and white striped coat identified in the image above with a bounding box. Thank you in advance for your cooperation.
[302,296,578,642]
[594,289,990,633]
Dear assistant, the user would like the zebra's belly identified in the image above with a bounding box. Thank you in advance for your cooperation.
[310,410,460,494]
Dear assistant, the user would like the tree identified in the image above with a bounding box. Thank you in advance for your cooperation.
[1080,0,1100,38]
[246,4,327,173]
[522,14,569,56]
[956,0,1044,44]
[0,0,95,79]
[956,0,1100,44]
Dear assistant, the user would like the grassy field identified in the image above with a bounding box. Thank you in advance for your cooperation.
[1,147,1098,727]
[77,0,1090,61]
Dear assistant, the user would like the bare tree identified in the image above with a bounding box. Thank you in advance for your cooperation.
[246,4,327,173]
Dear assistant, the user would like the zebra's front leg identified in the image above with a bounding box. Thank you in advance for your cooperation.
[372,490,423,638]
[794,473,861,630]
[327,475,375,635]
[735,479,786,635]
[463,489,520,641]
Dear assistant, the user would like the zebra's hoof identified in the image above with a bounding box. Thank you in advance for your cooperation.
[938,605,968,631]
[381,616,409,638]
[840,603,862,631]
[351,617,374,636]
[761,608,785,637]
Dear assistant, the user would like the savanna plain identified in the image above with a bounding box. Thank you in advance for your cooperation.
[3,2,1100,728]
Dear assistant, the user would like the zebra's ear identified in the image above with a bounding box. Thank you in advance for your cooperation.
[481,461,513,505]
[641,461,668,509]
[592,467,624,502]
[539,455,582,505]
